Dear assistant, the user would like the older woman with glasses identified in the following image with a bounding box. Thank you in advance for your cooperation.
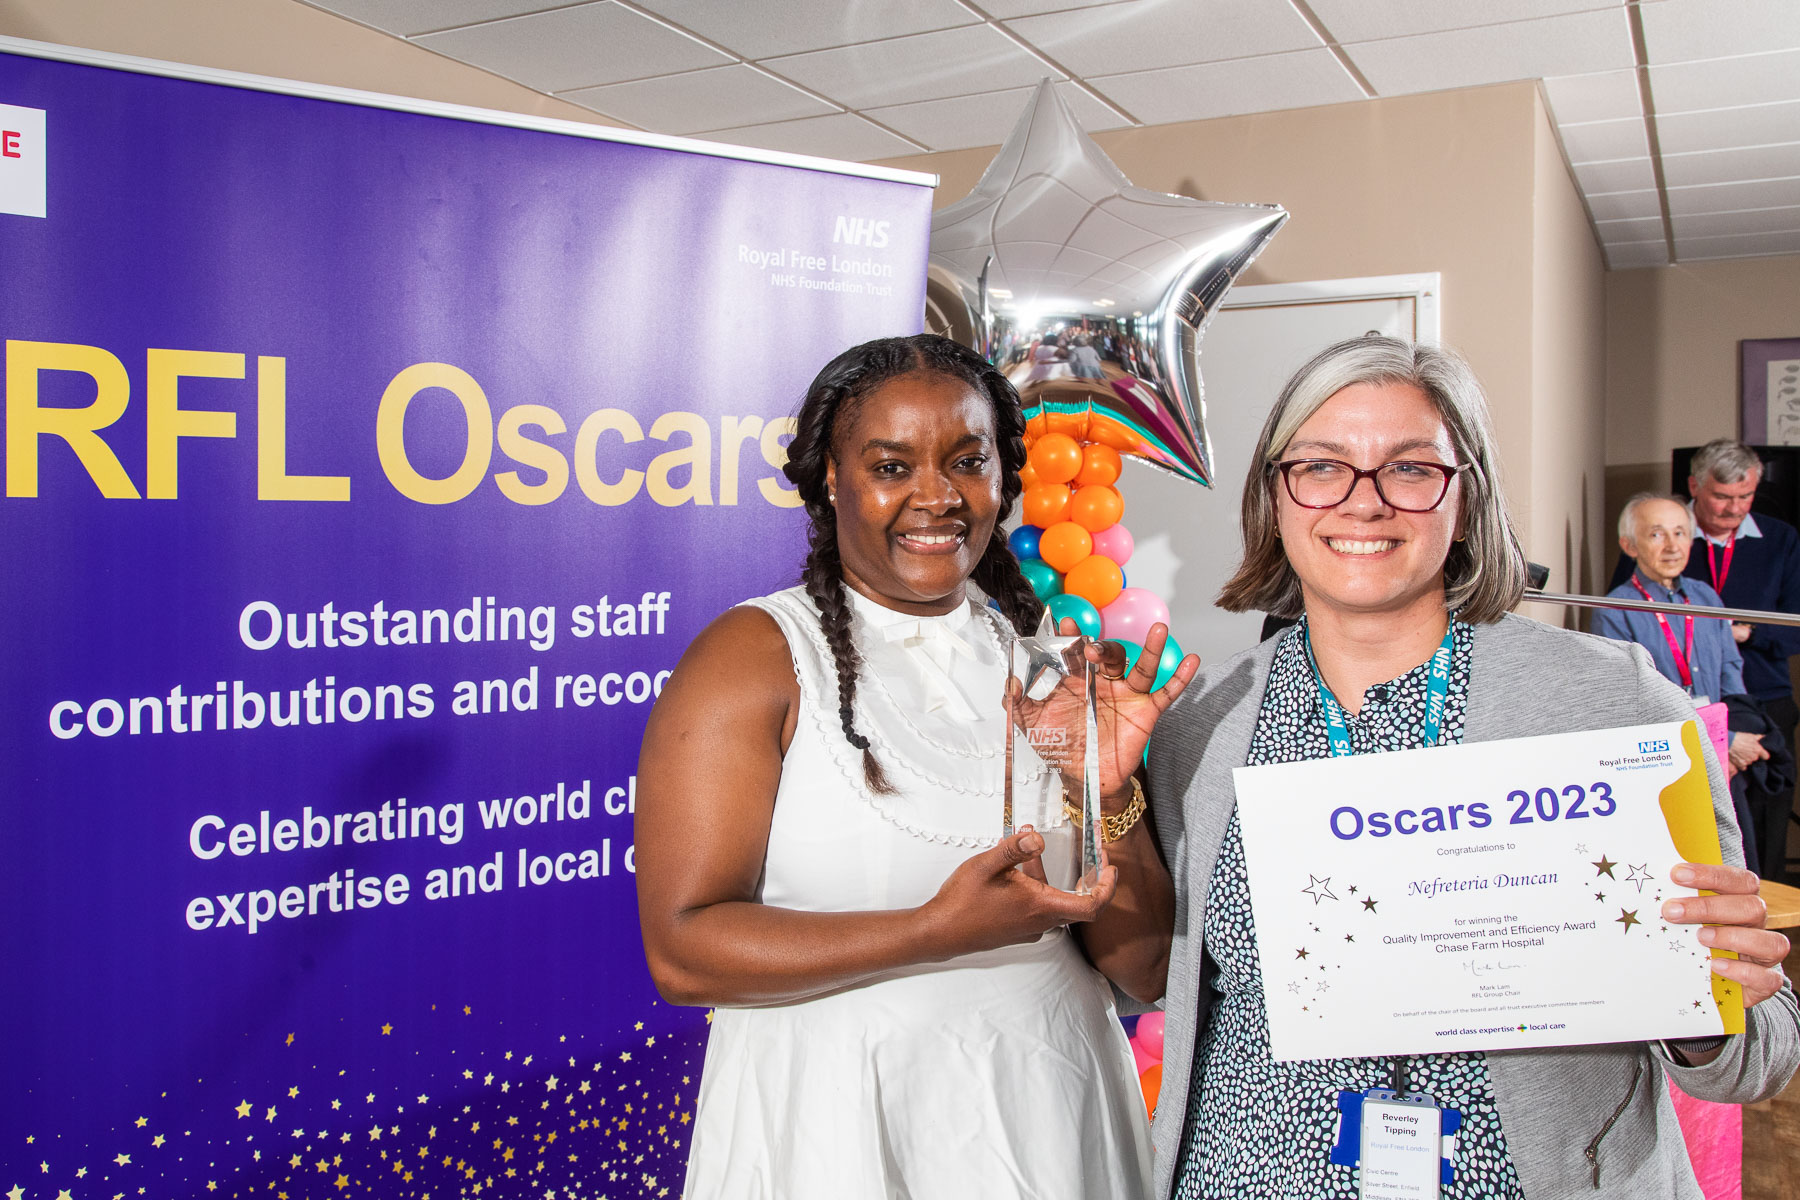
[1087,336,1799,1199]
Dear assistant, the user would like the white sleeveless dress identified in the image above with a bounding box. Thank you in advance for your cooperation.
[682,585,1154,1200]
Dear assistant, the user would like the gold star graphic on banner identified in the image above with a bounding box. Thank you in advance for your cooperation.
[1593,856,1617,878]
[1616,908,1641,933]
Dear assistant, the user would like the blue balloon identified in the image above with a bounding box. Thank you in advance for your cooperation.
[1045,593,1102,639]
[1008,523,1043,561]
[1019,557,1062,601]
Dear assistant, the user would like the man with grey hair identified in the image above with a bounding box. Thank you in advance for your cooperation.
[1596,493,1771,865]
[1613,439,1800,879]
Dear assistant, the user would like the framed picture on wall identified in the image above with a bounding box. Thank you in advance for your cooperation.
[1743,337,1800,445]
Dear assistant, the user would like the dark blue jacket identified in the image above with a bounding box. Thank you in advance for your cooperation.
[1608,512,1800,700]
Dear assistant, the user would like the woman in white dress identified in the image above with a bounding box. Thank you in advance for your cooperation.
[635,334,1194,1199]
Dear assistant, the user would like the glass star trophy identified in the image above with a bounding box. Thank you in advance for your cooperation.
[1002,610,1102,894]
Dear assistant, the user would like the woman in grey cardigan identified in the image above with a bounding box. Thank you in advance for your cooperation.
[1083,336,1798,1199]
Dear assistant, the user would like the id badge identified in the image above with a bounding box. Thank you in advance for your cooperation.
[1332,1088,1456,1200]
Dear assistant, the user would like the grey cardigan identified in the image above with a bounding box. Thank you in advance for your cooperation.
[1144,613,1800,1199]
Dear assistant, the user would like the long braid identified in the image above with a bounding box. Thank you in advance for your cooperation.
[799,526,894,793]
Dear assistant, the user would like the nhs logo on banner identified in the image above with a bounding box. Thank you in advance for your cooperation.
[833,214,889,248]
[0,103,46,218]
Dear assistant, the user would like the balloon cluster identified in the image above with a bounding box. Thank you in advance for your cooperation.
[1122,1012,1165,1119]
[1007,427,1184,677]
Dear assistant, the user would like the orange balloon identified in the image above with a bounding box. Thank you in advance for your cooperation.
[1029,432,1084,484]
[1070,484,1124,533]
[1021,483,1071,528]
[1064,554,1123,609]
[1017,461,1040,491]
[1037,521,1094,573]
[1139,1063,1163,1120]
[1077,444,1122,488]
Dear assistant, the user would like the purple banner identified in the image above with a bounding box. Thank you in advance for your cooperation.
[0,45,929,1199]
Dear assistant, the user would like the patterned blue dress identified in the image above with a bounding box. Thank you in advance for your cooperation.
[1172,622,1526,1199]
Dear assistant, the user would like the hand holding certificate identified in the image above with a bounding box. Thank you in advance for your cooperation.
[1235,718,1778,1061]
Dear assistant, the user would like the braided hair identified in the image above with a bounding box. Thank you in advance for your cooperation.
[783,334,1044,793]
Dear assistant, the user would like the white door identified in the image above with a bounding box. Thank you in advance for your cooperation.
[1120,277,1438,670]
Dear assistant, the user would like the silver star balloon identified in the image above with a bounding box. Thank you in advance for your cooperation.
[928,80,1287,487]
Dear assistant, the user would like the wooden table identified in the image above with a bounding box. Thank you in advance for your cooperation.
[1760,879,1800,930]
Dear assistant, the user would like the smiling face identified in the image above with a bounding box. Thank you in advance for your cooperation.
[1622,497,1694,587]
[1276,380,1463,622]
[825,370,1003,616]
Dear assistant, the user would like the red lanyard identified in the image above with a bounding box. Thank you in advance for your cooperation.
[1630,576,1695,691]
[1706,532,1736,593]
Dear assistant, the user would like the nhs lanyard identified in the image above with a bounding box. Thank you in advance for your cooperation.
[1628,575,1695,692]
[1304,623,1455,758]
[1706,532,1735,593]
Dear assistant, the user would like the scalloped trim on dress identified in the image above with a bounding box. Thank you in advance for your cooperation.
[744,590,1011,848]
[855,604,1014,762]
[779,592,1048,797]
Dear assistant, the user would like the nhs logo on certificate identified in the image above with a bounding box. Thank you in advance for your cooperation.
[1233,720,1742,1062]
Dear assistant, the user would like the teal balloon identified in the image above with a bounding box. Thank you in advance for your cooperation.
[1045,593,1102,638]
[1111,635,1185,691]
[1019,557,1063,600]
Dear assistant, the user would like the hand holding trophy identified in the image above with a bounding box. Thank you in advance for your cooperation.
[1004,614,1199,894]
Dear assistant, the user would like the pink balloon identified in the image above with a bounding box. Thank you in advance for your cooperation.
[1090,522,1134,567]
[1135,1012,1165,1059]
[1130,1036,1158,1075]
[1100,587,1172,644]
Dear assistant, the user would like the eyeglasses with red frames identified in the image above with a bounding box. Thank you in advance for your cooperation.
[1275,458,1470,513]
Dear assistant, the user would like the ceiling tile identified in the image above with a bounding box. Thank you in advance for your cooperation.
[415,2,728,92]
[1655,100,1800,155]
[1574,157,1657,193]
[700,112,922,161]
[631,0,977,60]
[1641,0,1800,67]
[1594,215,1667,240]
[1690,210,1800,244]
[1089,49,1363,125]
[1672,206,1800,237]
[1005,0,1320,78]
[1649,48,1800,114]
[1678,228,1800,259]
[300,0,585,38]
[765,25,1058,109]
[982,0,1132,17]
[1541,69,1643,124]
[1306,0,1625,44]
[1587,188,1663,220]
[1605,240,1672,269]
[560,65,835,133]
[864,83,1128,152]
[1557,116,1649,163]
[1661,141,1800,189]
[1343,8,1635,97]
[1667,175,1800,216]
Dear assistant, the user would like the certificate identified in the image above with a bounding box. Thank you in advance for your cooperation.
[1234,720,1745,1062]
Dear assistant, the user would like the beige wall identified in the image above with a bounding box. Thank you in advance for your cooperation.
[1529,90,1609,617]
[0,0,624,128]
[1604,255,1800,547]
[875,81,1607,601]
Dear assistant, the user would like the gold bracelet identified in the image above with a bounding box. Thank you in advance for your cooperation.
[1062,777,1148,843]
